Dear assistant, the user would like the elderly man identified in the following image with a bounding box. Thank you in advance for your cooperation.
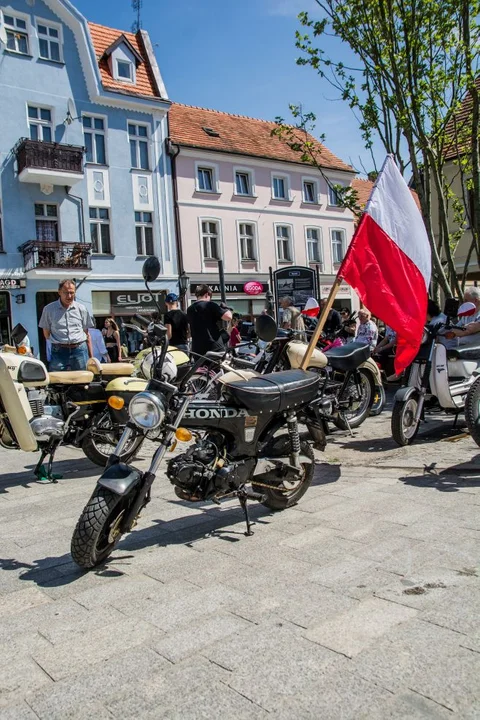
[450,287,480,348]
[39,279,94,370]
[280,296,306,337]
[355,308,378,352]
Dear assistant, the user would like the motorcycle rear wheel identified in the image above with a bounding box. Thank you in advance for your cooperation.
[71,486,133,569]
[333,368,374,430]
[252,435,315,511]
[465,376,480,447]
[370,383,386,416]
[82,413,144,467]
[391,396,420,446]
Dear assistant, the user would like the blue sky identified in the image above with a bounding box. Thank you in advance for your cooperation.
[73,0,385,175]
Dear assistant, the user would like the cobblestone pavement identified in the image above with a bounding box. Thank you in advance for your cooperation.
[0,400,479,718]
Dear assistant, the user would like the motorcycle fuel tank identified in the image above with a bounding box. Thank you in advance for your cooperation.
[0,351,49,388]
[286,341,327,369]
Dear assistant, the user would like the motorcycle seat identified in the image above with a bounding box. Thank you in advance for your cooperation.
[205,351,225,360]
[87,358,134,376]
[225,369,319,414]
[325,342,371,371]
[48,370,94,384]
[447,346,480,361]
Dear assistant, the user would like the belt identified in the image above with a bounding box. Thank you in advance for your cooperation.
[52,342,86,349]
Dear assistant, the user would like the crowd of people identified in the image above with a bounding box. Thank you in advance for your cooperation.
[28,278,480,372]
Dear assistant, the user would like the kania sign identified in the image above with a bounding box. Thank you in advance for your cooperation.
[189,282,268,295]
[110,291,166,315]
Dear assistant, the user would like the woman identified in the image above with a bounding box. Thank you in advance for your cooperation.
[102,317,121,362]
[229,314,242,348]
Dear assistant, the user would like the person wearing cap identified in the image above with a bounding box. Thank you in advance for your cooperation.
[187,284,232,357]
[164,292,189,353]
[449,287,480,349]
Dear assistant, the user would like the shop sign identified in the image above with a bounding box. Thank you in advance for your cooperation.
[320,284,351,298]
[189,282,268,295]
[273,266,317,309]
[0,278,25,290]
[111,291,166,315]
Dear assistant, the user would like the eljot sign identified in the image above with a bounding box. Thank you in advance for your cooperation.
[110,291,166,315]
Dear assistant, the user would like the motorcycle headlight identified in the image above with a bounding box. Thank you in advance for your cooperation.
[129,391,165,430]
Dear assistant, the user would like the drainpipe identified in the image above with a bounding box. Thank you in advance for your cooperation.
[65,186,85,244]
[166,137,186,309]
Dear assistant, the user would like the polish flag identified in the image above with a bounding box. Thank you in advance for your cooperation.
[302,298,320,317]
[339,156,431,373]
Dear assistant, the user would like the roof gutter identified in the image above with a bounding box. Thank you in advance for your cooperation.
[166,136,185,306]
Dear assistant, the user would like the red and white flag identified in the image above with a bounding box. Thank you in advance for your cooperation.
[339,155,431,373]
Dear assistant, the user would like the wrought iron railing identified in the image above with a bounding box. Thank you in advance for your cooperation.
[20,241,91,271]
[16,138,84,175]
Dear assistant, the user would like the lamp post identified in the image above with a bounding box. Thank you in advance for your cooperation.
[178,271,190,310]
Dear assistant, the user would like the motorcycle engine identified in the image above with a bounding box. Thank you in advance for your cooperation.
[166,434,224,499]
[26,389,65,441]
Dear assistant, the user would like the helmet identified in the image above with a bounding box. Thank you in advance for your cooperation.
[139,349,178,382]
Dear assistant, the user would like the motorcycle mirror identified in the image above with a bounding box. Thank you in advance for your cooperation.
[444,297,459,319]
[142,256,160,284]
[11,323,28,346]
[255,314,277,343]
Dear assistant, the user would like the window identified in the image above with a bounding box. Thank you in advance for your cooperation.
[303,180,318,204]
[276,225,292,262]
[239,223,255,261]
[235,170,253,196]
[117,60,133,81]
[89,208,111,254]
[201,220,220,260]
[35,203,58,242]
[306,227,322,264]
[37,20,62,62]
[328,182,344,207]
[28,105,52,142]
[135,212,154,256]
[197,166,215,192]
[331,229,346,264]
[4,14,29,54]
[272,175,289,200]
[83,115,106,165]
[128,123,149,170]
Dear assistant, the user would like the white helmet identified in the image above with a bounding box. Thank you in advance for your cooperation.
[140,350,178,382]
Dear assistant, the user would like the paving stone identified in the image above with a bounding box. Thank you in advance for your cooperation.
[374,565,478,610]
[0,587,51,616]
[350,618,480,713]
[0,700,40,719]
[420,584,480,638]
[309,555,379,589]
[358,690,456,719]
[71,572,168,610]
[0,656,51,709]
[306,597,417,657]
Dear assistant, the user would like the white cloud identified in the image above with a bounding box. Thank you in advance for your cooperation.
[266,0,319,18]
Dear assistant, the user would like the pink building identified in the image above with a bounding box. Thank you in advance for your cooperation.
[168,104,359,317]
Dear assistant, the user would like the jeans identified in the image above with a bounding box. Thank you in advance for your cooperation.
[49,343,89,371]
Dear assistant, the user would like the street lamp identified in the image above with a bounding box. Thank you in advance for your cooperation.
[178,271,190,297]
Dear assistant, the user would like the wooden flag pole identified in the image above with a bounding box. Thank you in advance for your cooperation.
[300,277,343,370]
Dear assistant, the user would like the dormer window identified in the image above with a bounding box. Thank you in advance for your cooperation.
[117,59,133,82]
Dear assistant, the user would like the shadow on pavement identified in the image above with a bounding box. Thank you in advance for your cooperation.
[399,455,480,492]
[0,456,99,492]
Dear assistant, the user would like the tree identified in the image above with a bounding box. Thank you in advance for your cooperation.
[282,0,480,296]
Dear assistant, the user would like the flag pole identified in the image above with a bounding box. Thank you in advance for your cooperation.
[300,276,343,369]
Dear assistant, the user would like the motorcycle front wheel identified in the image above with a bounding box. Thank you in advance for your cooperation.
[333,368,374,430]
[82,412,144,467]
[71,486,134,569]
[465,376,480,447]
[252,435,314,511]
[391,396,420,446]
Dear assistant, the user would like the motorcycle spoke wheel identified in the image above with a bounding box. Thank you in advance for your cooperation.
[252,436,315,511]
[333,369,374,430]
[82,413,144,467]
[391,397,419,446]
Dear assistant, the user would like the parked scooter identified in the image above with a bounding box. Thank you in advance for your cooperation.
[391,300,480,446]
[71,258,326,569]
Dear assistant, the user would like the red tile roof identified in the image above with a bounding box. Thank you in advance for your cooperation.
[169,103,354,172]
[88,22,160,100]
[443,77,480,161]
[352,177,421,211]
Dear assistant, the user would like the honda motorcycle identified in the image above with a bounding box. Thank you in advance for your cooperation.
[391,301,480,446]
[71,258,325,569]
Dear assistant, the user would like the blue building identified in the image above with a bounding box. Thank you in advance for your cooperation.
[0,0,177,356]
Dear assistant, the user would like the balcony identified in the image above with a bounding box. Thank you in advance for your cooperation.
[16,138,84,187]
[20,241,91,273]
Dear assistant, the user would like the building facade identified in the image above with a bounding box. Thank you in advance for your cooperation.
[0,0,177,355]
[168,104,358,317]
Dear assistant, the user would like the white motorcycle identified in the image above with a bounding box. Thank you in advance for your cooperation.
[392,303,480,445]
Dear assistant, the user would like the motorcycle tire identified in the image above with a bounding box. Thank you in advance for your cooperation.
[252,435,314,511]
[71,486,134,569]
[81,413,145,467]
[333,368,375,430]
[465,376,480,447]
[391,396,420,446]
[370,384,386,416]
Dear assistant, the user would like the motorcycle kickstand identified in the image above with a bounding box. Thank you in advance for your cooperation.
[238,490,254,537]
[34,441,62,483]
[340,412,354,437]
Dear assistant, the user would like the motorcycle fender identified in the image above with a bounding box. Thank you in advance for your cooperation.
[98,463,142,496]
[360,357,382,385]
[394,385,418,403]
[253,455,312,476]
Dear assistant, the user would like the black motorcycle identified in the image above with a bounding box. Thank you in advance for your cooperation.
[71,258,325,569]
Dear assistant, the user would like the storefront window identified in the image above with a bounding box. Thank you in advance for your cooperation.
[92,291,111,316]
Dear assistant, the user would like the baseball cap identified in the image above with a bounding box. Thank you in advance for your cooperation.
[165,293,179,303]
